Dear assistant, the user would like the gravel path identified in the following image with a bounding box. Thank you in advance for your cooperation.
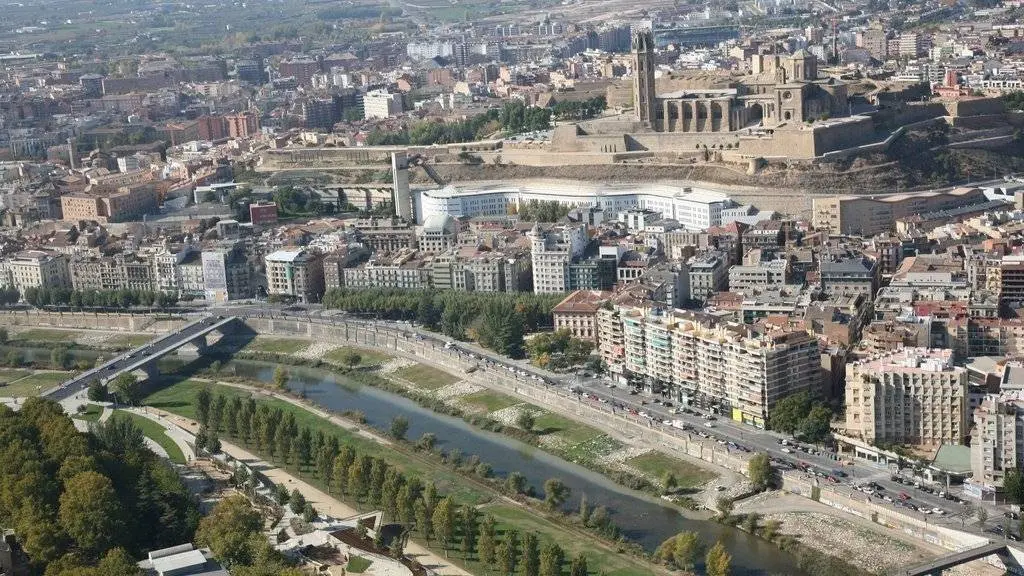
[434,380,481,401]
[297,341,335,360]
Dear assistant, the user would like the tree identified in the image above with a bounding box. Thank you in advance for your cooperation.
[5,349,21,367]
[506,471,527,495]
[477,300,525,358]
[516,411,535,432]
[59,471,124,557]
[111,373,141,406]
[569,553,588,576]
[799,404,833,443]
[663,472,678,493]
[716,496,734,520]
[498,529,519,576]
[196,387,212,427]
[705,540,732,576]
[954,502,975,528]
[414,500,432,544]
[479,515,497,565]
[748,452,772,491]
[275,485,291,506]
[195,495,263,567]
[338,350,362,369]
[518,532,540,576]
[977,506,988,527]
[50,346,71,369]
[432,496,456,549]
[767,391,811,435]
[0,327,7,344]
[543,478,570,510]
[289,489,306,515]
[460,504,478,559]
[348,460,367,501]
[390,416,410,441]
[207,432,221,454]
[1005,468,1024,506]
[87,380,107,401]
[743,512,760,533]
[539,542,564,576]
[273,365,289,389]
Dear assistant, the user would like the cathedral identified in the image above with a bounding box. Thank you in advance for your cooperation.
[632,29,849,133]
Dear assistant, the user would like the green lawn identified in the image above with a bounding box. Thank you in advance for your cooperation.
[245,338,310,355]
[346,556,373,573]
[111,410,186,464]
[533,411,603,446]
[15,329,79,342]
[460,390,521,414]
[74,404,104,422]
[0,371,72,397]
[391,363,459,390]
[104,334,155,349]
[143,379,489,505]
[324,346,391,367]
[559,434,624,468]
[481,504,655,576]
[626,451,718,489]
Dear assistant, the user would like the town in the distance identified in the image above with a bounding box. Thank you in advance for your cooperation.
[2,0,1024,575]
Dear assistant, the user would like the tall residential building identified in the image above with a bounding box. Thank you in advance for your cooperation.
[60,183,160,223]
[265,249,325,304]
[363,90,403,119]
[970,392,1024,489]
[856,25,889,61]
[819,256,880,300]
[597,304,821,426]
[845,348,967,447]
[529,222,588,294]
[202,244,253,303]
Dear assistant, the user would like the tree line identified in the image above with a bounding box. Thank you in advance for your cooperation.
[0,398,199,575]
[23,287,181,309]
[552,96,606,121]
[321,289,565,358]
[193,389,594,575]
[514,199,573,223]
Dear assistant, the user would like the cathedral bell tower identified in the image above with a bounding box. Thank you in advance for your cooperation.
[632,29,656,128]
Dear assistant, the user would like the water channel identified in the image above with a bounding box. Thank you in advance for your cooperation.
[14,344,804,575]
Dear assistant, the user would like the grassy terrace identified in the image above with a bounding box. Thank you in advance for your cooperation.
[74,404,104,422]
[323,346,391,367]
[0,371,73,397]
[460,389,520,413]
[143,379,659,576]
[627,451,718,489]
[245,338,310,355]
[391,363,459,390]
[15,328,79,343]
[111,410,186,465]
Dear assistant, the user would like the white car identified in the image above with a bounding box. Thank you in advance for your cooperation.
[781,447,792,453]
[704,421,715,428]
[932,508,945,515]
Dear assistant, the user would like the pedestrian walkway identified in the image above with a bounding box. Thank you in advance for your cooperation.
[124,407,197,462]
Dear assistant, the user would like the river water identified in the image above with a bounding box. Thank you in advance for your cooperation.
[223,359,804,576]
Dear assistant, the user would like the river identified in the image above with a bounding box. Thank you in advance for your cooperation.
[223,359,804,576]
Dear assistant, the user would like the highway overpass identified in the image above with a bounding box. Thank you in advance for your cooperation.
[43,315,238,401]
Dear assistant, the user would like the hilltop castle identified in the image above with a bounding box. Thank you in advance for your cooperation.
[631,29,849,132]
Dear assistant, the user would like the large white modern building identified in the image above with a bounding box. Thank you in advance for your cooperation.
[416,182,735,230]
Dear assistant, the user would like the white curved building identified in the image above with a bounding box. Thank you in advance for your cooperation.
[415,181,736,231]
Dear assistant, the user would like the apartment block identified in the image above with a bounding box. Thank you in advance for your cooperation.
[597,304,821,427]
[970,392,1024,489]
[845,348,967,448]
[265,249,325,304]
[529,223,588,294]
[687,251,729,302]
[0,250,71,294]
[552,290,613,342]
[819,256,880,300]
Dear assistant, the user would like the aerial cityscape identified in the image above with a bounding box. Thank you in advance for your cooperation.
[2,0,1024,575]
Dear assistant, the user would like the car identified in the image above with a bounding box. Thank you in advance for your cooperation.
[899,492,910,500]
[663,401,673,407]
[1010,533,1022,541]
[920,508,932,515]
[781,447,792,453]
[883,495,894,503]
[1006,511,1021,520]
[704,421,715,428]
[669,408,679,414]
[931,508,945,515]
